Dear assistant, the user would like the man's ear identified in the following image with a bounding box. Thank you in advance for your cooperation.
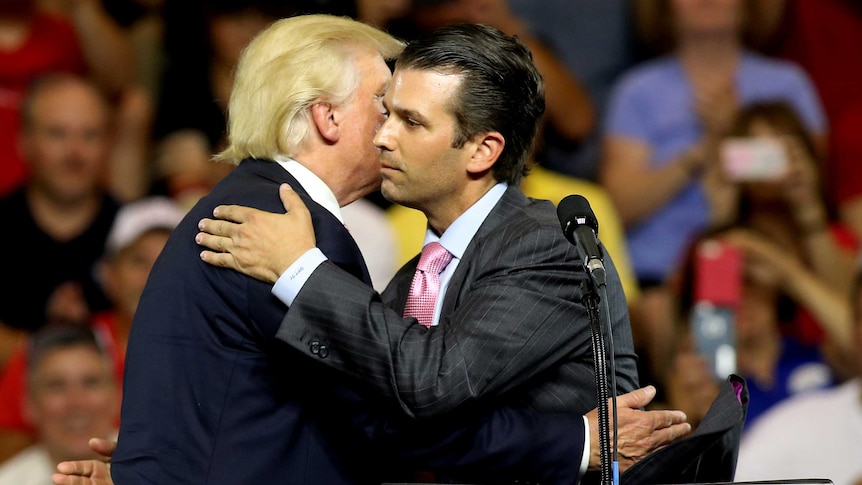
[467,131,505,175]
[311,102,340,143]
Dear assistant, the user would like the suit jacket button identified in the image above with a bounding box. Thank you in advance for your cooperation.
[318,344,329,358]
[310,340,320,355]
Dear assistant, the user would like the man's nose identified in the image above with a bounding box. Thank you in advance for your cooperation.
[373,120,394,150]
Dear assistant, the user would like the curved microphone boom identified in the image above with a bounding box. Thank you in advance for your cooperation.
[556,194,606,287]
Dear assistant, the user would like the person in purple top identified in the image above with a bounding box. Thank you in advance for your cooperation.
[598,0,827,386]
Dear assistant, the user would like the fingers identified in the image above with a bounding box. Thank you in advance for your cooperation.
[278,183,312,220]
[195,182,312,283]
[278,183,301,212]
[197,184,302,246]
[89,437,117,461]
[587,396,691,471]
[196,219,241,264]
[615,406,692,472]
[197,218,237,241]
[56,460,95,476]
[209,202,255,223]
[589,390,692,472]
[199,249,240,270]
[53,459,113,485]
[196,228,240,269]
[617,419,692,471]
[649,408,689,429]
[615,384,656,410]
[205,187,289,225]
[195,227,230,253]
[196,215,240,263]
[52,471,105,485]
[647,419,692,448]
[52,473,80,485]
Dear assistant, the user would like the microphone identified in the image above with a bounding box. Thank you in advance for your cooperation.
[557,194,605,286]
[558,194,618,485]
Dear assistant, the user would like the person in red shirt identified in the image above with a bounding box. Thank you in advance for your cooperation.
[0,0,137,197]
[0,1,86,195]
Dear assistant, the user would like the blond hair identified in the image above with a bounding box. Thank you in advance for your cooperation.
[215,14,404,165]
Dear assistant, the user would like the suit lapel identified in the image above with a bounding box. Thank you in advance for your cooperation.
[439,186,530,318]
[385,186,532,316]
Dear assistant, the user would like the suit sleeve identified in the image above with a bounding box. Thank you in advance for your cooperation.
[277,214,638,418]
[319,378,587,485]
[399,407,586,485]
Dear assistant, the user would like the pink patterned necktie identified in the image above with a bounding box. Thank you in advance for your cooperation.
[403,242,453,327]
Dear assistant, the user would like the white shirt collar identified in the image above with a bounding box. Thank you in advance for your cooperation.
[273,155,344,224]
[424,182,508,259]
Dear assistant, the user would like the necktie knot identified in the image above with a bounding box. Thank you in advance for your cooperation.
[403,242,453,327]
[417,241,453,275]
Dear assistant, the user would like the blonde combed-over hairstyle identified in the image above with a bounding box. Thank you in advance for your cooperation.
[214,14,405,165]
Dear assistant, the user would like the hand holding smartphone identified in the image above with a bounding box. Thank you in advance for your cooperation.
[690,239,742,381]
[720,137,789,181]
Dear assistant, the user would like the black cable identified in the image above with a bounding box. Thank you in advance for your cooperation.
[599,284,618,484]
[583,290,611,485]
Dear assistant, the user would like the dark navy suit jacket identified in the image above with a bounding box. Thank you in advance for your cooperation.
[112,159,587,485]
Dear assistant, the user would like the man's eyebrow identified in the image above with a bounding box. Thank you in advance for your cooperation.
[387,103,427,123]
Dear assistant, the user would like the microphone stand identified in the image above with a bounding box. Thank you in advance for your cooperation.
[580,266,618,485]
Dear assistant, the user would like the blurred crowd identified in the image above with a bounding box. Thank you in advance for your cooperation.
[0,0,861,484]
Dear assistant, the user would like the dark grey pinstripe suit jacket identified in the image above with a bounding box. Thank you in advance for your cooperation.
[278,185,639,421]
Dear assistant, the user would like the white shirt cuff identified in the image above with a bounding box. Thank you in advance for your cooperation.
[272,248,327,306]
[580,415,590,481]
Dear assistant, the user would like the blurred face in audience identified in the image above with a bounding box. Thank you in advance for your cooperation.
[672,0,743,37]
[101,229,172,322]
[209,8,276,68]
[20,79,112,203]
[736,112,820,207]
[25,344,118,462]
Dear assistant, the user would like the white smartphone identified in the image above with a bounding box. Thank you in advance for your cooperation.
[720,137,789,181]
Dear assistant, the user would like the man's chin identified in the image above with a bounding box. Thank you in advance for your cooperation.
[380,183,396,203]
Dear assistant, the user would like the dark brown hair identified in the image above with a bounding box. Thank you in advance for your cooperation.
[634,0,775,56]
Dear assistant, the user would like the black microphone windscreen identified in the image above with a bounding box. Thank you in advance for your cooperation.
[557,194,599,237]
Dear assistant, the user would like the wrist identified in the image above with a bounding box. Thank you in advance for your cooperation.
[586,414,600,471]
[678,151,703,178]
[796,208,829,235]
